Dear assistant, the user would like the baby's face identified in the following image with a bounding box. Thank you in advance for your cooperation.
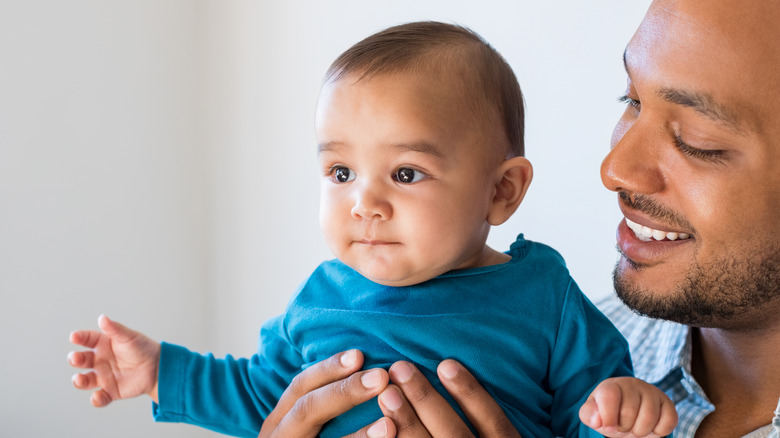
[315,71,505,287]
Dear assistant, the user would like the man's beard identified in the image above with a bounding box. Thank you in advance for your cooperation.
[613,244,780,329]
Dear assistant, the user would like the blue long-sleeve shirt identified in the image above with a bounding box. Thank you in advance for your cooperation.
[154,235,632,437]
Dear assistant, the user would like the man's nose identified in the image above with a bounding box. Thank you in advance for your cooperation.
[601,117,666,196]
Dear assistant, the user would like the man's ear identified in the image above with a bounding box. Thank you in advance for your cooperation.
[487,156,533,226]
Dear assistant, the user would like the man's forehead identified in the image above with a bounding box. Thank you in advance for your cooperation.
[646,0,780,50]
[629,0,780,135]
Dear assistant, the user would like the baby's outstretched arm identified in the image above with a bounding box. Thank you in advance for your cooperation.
[579,377,678,438]
[68,315,161,407]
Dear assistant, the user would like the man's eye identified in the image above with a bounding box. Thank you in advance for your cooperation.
[673,135,726,163]
[333,166,356,183]
[618,95,641,110]
[394,167,425,184]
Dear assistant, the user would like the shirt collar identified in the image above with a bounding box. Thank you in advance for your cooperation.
[631,317,691,384]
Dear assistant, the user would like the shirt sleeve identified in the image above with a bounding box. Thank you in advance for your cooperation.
[548,280,634,438]
[152,315,303,438]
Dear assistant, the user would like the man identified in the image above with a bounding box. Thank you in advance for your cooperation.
[257,0,780,436]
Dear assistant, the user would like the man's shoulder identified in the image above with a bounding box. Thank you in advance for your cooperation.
[596,294,690,383]
[596,295,657,337]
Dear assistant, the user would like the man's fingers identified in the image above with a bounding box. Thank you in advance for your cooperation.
[341,417,397,438]
[388,361,472,437]
[273,350,365,421]
[258,350,374,438]
[437,359,521,438]
[271,368,389,437]
[376,385,433,438]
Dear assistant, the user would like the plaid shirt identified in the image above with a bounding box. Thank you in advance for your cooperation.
[598,296,780,438]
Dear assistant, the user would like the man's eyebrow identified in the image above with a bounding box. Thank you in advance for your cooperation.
[658,88,747,135]
[622,49,748,135]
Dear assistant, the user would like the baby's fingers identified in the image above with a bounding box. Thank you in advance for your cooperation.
[591,379,625,429]
[69,329,104,349]
[629,398,661,437]
[579,397,603,430]
[97,314,136,342]
[90,388,114,408]
[72,371,99,390]
[72,373,115,407]
[67,350,95,369]
[652,398,678,436]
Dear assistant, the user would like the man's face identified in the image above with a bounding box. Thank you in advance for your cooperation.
[601,0,780,329]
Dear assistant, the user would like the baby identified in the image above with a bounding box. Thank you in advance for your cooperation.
[69,21,677,438]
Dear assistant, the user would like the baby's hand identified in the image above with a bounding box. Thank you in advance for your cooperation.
[579,377,677,438]
[68,315,161,407]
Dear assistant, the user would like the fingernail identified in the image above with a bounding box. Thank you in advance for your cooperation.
[361,369,383,388]
[379,387,403,411]
[439,360,460,379]
[366,420,387,438]
[393,362,413,383]
[340,349,357,368]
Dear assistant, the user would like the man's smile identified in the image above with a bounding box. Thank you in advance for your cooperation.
[625,217,691,242]
[616,214,695,266]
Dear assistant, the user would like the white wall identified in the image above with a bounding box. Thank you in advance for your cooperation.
[0,1,649,437]
[0,2,214,437]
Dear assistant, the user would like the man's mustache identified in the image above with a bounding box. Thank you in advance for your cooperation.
[618,191,696,234]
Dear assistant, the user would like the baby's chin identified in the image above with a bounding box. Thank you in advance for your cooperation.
[355,265,442,288]
[360,272,428,288]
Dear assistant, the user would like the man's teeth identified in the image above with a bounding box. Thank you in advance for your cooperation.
[625,218,690,242]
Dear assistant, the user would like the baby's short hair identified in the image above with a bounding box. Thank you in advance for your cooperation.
[325,21,525,157]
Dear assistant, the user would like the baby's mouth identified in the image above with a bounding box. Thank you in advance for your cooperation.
[625,218,692,242]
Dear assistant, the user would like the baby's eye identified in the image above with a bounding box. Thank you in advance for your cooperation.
[332,166,356,183]
[394,167,425,184]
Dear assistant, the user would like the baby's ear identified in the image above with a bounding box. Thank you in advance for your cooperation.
[487,156,533,226]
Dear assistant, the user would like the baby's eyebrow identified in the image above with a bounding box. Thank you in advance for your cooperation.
[317,141,445,158]
[317,141,347,155]
[389,141,445,158]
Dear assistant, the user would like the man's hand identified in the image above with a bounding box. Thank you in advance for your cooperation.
[377,359,522,438]
[258,349,396,438]
[258,351,522,438]
[68,315,161,407]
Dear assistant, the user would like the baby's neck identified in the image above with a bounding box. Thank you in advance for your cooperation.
[472,246,511,268]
